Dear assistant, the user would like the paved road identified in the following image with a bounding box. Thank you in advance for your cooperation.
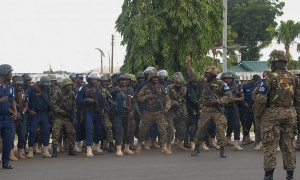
[1,143,299,180]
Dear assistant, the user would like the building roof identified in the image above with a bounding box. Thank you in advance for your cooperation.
[229,61,268,72]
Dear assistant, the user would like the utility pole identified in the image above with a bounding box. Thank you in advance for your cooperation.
[95,48,105,74]
[111,34,115,74]
[222,0,228,73]
[108,51,111,74]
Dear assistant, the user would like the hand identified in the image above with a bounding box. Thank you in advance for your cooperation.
[174,101,180,106]
[185,55,191,64]
[61,111,67,116]
[244,103,249,109]
[230,98,237,103]
[11,111,17,121]
[147,93,155,99]
[0,96,8,103]
[164,108,168,115]
[128,111,133,118]
[72,118,76,124]
[36,93,43,97]
[29,110,36,116]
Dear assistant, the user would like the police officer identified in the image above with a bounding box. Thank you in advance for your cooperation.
[221,72,244,151]
[51,78,78,157]
[253,50,299,180]
[185,56,231,158]
[0,64,16,169]
[76,72,105,157]
[27,76,52,158]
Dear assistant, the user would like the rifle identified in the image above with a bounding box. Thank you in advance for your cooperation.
[204,85,224,114]
[151,85,164,111]
[32,82,53,112]
[87,87,103,117]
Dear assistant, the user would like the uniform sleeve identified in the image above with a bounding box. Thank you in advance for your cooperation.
[186,63,201,84]
[76,85,86,105]
[72,93,77,118]
[164,93,171,110]
[50,91,65,114]
[293,76,300,109]
[136,86,148,102]
[253,78,270,119]
[217,82,232,104]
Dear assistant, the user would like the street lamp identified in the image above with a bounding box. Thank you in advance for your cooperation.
[95,48,105,74]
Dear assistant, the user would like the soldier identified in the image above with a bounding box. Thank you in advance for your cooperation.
[51,78,78,157]
[76,72,105,157]
[165,76,188,152]
[290,70,300,151]
[185,56,232,158]
[132,72,144,92]
[0,64,16,169]
[136,71,171,155]
[99,75,114,153]
[221,72,244,151]
[27,76,52,158]
[240,74,261,145]
[253,50,299,180]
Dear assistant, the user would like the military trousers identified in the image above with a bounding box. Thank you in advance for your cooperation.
[194,107,226,146]
[102,112,113,143]
[166,111,186,144]
[52,117,76,148]
[138,110,168,144]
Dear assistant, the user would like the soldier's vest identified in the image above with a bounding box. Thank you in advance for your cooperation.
[202,79,223,100]
[84,84,103,112]
[267,72,295,107]
[56,90,75,114]
[143,84,165,111]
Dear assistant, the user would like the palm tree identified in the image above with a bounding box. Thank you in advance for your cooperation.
[275,20,300,55]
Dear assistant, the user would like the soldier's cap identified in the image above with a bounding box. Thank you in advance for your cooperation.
[205,66,218,75]
[76,73,84,79]
[147,71,159,82]
[269,49,287,62]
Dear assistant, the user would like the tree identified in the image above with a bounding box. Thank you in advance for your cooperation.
[228,0,284,61]
[116,0,224,76]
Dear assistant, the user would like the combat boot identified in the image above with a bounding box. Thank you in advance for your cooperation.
[43,146,52,158]
[33,143,41,154]
[263,170,274,180]
[190,142,195,151]
[86,146,93,157]
[176,141,189,151]
[116,145,123,156]
[129,143,136,150]
[184,141,191,148]
[286,170,294,180]
[27,147,34,158]
[243,134,254,144]
[226,137,234,146]
[200,141,209,151]
[151,140,160,149]
[38,143,43,153]
[92,143,103,154]
[233,140,244,151]
[108,143,114,153]
[68,148,78,156]
[17,148,26,159]
[10,149,18,161]
[209,137,220,150]
[167,143,172,153]
[254,142,262,151]
[124,144,134,155]
[220,146,227,158]
[144,140,151,150]
[191,144,200,156]
[74,142,82,153]
[52,147,57,157]
[162,143,172,155]
[136,142,142,154]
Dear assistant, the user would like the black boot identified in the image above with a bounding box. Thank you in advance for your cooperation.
[52,147,57,157]
[191,144,200,156]
[68,148,78,156]
[263,169,274,180]
[286,170,294,180]
[220,146,227,158]
[2,163,13,169]
[108,143,114,153]
[184,141,191,148]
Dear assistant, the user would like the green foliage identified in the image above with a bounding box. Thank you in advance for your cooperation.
[43,70,70,74]
[228,0,284,61]
[116,0,224,76]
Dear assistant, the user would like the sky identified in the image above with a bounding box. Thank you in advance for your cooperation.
[0,0,299,73]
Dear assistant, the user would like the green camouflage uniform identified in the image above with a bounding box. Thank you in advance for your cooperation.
[137,83,171,144]
[50,89,77,149]
[102,88,113,143]
[186,63,231,147]
[253,52,300,172]
[166,84,187,144]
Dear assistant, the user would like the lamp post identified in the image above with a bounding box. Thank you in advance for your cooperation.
[95,48,105,74]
